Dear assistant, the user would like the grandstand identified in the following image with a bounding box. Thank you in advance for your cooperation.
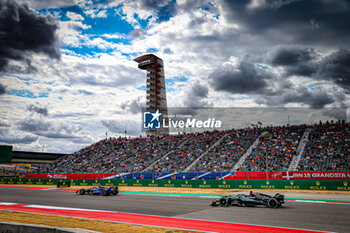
[0,150,66,178]
[34,120,349,178]
[297,121,350,171]
[238,125,305,171]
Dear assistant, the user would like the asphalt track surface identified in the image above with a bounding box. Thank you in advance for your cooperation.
[0,188,350,233]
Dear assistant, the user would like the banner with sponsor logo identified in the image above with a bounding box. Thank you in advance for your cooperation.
[1,178,350,191]
[25,171,350,181]
[224,171,350,180]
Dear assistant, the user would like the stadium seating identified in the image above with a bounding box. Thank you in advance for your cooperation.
[297,121,350,171]
[189,129,260,172]
[238,125,305,171]
[149,131,221,173]
[38,121,350,175]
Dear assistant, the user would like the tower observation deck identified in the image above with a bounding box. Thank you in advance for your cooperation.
[134,54,168,136]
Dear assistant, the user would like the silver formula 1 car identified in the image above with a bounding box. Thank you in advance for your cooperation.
[210,191,284,208]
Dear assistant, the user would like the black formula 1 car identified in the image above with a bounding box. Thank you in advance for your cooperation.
[210,191,284,208]
[76,186,118,196]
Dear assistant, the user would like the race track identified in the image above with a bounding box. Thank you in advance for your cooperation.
[0,188,349,232]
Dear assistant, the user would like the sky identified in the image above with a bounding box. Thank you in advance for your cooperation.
[0,0,349,153]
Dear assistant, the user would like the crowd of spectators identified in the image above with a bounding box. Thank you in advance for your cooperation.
[39,121,350,175]
[297,120,350,171]
[148,131,221,173]
[42,135,187,174]
[238,125,305,171]
[190,128,260,172]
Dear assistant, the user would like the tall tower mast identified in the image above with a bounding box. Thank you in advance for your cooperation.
[134,54,168,136]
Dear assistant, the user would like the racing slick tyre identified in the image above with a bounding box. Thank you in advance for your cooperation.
[112,187,119,196]
[210,201,218,206]
[79,189,86,195]
[102,189,109,196]
[112,189,118,195]
[267,198,279,208]
[220,197,229,207]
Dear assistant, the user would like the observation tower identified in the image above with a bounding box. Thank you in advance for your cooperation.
[134,54,168,135]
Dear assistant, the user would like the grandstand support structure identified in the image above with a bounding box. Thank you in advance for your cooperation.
[288,128,312,171]
[231,131,268,172]
[184,133,228,172]
[134,54,168,136]
[142,137,190,172]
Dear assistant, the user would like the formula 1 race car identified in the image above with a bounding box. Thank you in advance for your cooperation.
[210,191,284,208]
[76,186,119,196]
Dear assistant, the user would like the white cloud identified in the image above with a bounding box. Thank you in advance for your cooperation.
[101,33,125,39]
[66,11,84,21]
[96,10,107,18]
[85,9,108,18]
[57,20,91,46]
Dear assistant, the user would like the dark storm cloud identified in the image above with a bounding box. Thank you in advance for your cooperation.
[221,0,350,47]
[0,0,60,72]
[138,0,176,22]
[0,83,9,95]
[184,83,211,108]
[267,46,350,92]
[0,129,38,144]
[191,82,208,98]
[316,49,350,92]
[16,0,75,9]
[269,45,316,66]
[268,45,317,76]
[140,0,168,9]
[209,60,270,94]
[256,87,335,109]
[27,104,48,116]
[209,54,341,108]
[18,118,84,139]
[265,0,296,8]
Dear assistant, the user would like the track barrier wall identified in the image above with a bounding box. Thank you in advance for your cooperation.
[24,171,350,180]
[1,178,349,191]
